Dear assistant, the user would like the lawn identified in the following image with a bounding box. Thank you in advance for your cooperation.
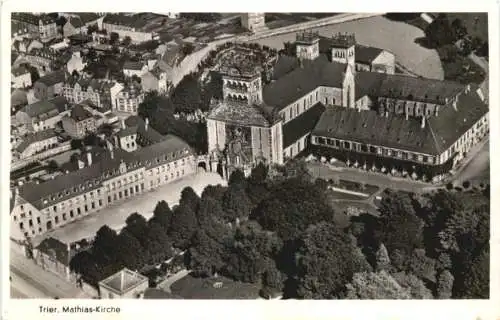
[170,274,261,299]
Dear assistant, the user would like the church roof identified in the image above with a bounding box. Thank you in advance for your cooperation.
[355,44,384,64]
[282,102,326,148]
[313,86,487,155]
[263,55,346,110]
[208,100,280,127]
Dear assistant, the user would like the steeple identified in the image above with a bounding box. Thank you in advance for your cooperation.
[330,32,356,69]
[295,31,320,60]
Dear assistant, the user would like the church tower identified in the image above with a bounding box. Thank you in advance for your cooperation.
[295,32,320,61]
[330,32,356,70]
[221,66,263,105]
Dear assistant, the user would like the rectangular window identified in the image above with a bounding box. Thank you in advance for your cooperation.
[91,202,95,209]
[84,205,88,212]
[344,141,351,149]
[55,216,59,224]
[77,208,81,215]
[99,199,103,206]
[130,187,134,195]
[114,194,117,201]
[119,191,122,199]
[423,156,428,163]
[108,196,112,203]
[53,206,57,212]
[62,214,67,221]
[37,217,41,224]
[29,219,33,227]
[124,190,128,197]
[135,185,139,192]
[70,210,74,218]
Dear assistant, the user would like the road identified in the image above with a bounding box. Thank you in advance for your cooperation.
[157,269,190,293]
[10,245,90,299]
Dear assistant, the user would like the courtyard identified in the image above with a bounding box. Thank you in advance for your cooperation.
[255,15,444,79]
[32,171,226,246]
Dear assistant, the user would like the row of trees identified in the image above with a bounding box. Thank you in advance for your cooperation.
[70,159,489,298]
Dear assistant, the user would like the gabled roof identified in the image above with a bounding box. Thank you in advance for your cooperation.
[263,55,346,110]
[35,237,74,266]
[313,86,488,155]
[355,44,384,64]
[70,104,93,121]
[36,70,66,87]
[356,71,464,104]
[123,61,145,71]
[283,102,326,148]
[16,128,58,153]
[21,96,68,118]
[271,55,299,80]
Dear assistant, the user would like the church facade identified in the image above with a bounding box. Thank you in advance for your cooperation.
[206,32,489,182]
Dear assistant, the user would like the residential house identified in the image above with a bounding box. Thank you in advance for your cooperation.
[11,13,58,42]
[63,77,123,111]
[66,51,87,74]
[11,20,31,42]
[61,104,97,138]
[99,268,149,299]
[49,38,70,51]
[15,128,59,159]
[123,61,148,78]
[11,88,29,113]
[13,48,61,76]
[33,237,79,282]
[140,68,169,93]
[102,13,157,44]
[34,70,66,100]
[113,82,144,115]
[115,120,138,152]
[12,38,44,53]
[16,96,69,132]
[63,17,88,38]
[11,66,32,89]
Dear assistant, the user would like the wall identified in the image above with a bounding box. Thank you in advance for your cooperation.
[99,280,148,299]
[11,142,72,171]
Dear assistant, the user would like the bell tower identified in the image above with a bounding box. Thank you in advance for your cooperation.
[330,33,356,69]
[295,31,320,61]
[221,66,263,105]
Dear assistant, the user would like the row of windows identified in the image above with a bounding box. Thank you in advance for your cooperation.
[282,90,320,123]
[314,136,435,164]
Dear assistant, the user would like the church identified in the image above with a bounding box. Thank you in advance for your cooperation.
[206,32,489,182]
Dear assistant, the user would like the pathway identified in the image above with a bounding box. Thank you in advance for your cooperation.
[157,269,190,293]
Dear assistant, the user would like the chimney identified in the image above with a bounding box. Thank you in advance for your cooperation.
[385,111,389,118]
[78,159,85,169]
[453,99,458,111]
[145,117,149,131]
[421,116,426,129]
[121,119,126,129]
[405,110,409,120]
[466,84,471,94]
[87,152,92,166]
[435,106,439,117]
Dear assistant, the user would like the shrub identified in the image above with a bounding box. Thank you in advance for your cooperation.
[446,183,454,190]
[462,181,471,189]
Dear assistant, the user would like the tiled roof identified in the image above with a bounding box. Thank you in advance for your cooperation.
[313,87,488,155]
[123,61,145,71]
[124,116,165,144]
[12,66,29,77]
[67,17,84,28]
[70,104,93,121]
[263,55,346,110]
[355,44,384,64]
[21,96,69,118]
[103,13,150,30]
[35,237,75,266]
[16,128,58,153]
[271,55,299,80]
[36,70,66,87]
[356,72,464,104]
[283,102,326,148]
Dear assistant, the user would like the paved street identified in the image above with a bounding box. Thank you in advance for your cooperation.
[157,269,190,293]
[10,244,90,299]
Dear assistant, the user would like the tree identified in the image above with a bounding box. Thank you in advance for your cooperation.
[223,221,283,283]
[87,23,99,35]
[179,187,201,213]
[222,184,252,222]
[170,74,202,113]
[70,152,80,163]
[71,139,83,150]
[392,272,433,299]
[123,213,150,247]
[187,228,228,277]
[201,185,227,202]
[109,32,119,45]
[408,249,437,283]
[249,162,268,184]
[455,245,489,298]
[345,271,411,299]
[168,205,198,250]
[295,222,371,299]
[151,200,173,230]
[146,221,174,264]
[122,36,132,46]
[375,243,391,271]
[451,18,468,39]
[476,41,489,57]
[425,14,456,47]
[196,196,225,226]
[115,229,145,270]
[437,270,454,299]
[47,160,59,173]
[262,260,285,291]
[228,169,246,188]
[182,43,195,56]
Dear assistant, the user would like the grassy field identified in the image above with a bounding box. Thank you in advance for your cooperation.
[170,274,261,299]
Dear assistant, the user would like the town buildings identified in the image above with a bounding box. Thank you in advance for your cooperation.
[63,77,122,111]
[61,104,97,139]
[98,268,149,299]
[11,13,58,42]
[33,237,79,282]
[113,82,144,114]
[66,51,87,74]
[14,129,59,160]
[102,14,158,44]
[15,96,69,133]
[206,32,488,181]
[11,66,32,89]
[140,68,169,93]
[33,70,66,100]
[123,61,148,78]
